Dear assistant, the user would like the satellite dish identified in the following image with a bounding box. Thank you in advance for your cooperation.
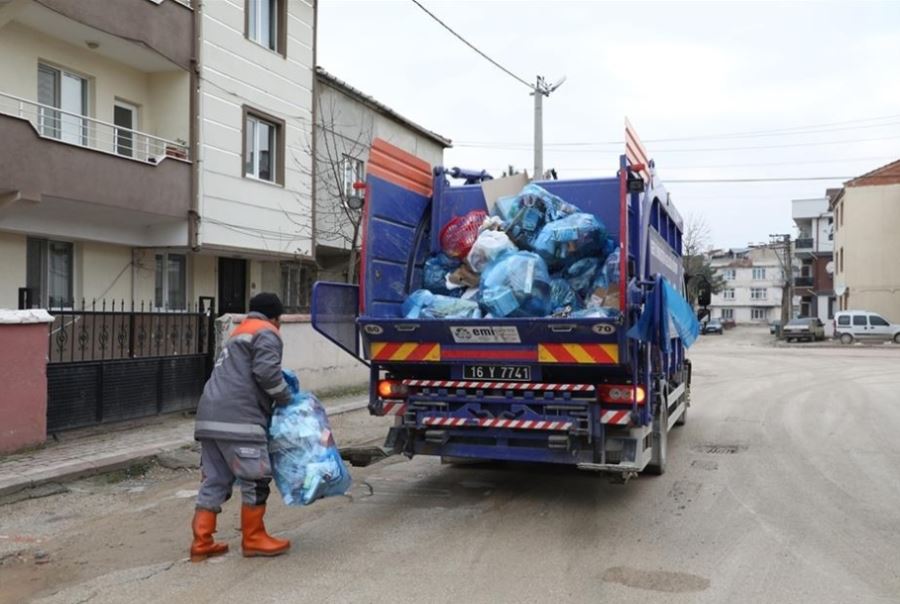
[825,261,835,274]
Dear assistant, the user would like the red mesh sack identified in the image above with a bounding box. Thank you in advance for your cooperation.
[440,210,488,259]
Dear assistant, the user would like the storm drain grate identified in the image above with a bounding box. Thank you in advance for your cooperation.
[702,445,741,455]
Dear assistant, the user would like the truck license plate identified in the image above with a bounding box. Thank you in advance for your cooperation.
[463,365,531,382]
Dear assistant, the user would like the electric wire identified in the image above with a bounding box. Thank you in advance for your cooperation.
[409,0,533,90]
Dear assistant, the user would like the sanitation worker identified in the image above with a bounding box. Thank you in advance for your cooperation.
[189,292,292,561]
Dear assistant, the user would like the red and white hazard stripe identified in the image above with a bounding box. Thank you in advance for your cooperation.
[600,410,631,425]
[421,417,468,427]
[403,380,594,392]
[380,402,407,416]
[421,417,573,431]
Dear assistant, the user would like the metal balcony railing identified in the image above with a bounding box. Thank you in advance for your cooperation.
[0,91,190,163]
[794,276,814,287]
[795,238,814,250]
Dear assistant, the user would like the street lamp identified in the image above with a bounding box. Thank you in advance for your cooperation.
[532,75,566,178]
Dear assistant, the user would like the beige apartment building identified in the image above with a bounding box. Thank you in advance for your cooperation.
[0,0,317,314]
[831,160,900,322]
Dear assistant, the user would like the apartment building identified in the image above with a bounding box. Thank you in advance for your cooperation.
[0,0,318,314]
[314,67,451,284]
[831,159,900,322]
[792,196,835,326]
[0,0,194,310]
[708,246,789,325]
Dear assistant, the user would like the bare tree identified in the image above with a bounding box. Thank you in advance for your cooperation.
[682,213,724,307]
[289,93,374,284]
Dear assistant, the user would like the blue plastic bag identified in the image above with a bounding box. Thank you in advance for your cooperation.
[269,370,352,506]
[564,258,601,298]
[423,253,462,296]
[480,251,552,317]
[533,213,608,270]
[495,184,581,250]
[549,277,584,312]
[403,289,482,319]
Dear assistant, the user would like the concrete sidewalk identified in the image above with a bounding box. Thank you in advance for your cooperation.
[0,392,368,500]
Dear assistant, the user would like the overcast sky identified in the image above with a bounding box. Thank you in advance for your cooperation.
[318,1,900,249]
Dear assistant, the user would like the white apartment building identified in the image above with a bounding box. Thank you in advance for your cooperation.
[708,246,788,325]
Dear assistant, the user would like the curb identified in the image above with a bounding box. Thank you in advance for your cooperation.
[0,399,369,501]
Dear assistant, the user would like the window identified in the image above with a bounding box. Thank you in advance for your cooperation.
[827,217,834,241]
[246,0,285,54]
[722,269,736,280]
[852,315,866,327]
[26,238,74,308]
[243,109,284,184]
[751,308,767,321]
[280,262,313,313]
[38,63,87,144]
[342,155,365,199]
[839,247,844,273]
[721,308,734,319]
[839,203,844,226]
[870,315,889,327]
[723,288,735,300]
[837,315,850,326]
[752,267,766,280]
[751,288,767,300]
[155,253,187,310]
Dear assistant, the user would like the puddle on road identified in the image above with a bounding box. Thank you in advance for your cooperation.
[602,566,710,593]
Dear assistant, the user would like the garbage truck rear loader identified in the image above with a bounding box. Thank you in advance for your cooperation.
[312,121,696,479]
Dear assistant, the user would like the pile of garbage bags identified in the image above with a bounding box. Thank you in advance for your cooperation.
[405,183,622,320]
[269,370,352,506]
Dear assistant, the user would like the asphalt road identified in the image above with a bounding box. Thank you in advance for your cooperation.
[3,328,900,603]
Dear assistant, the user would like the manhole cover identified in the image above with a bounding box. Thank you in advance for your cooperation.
[702,445,740,454]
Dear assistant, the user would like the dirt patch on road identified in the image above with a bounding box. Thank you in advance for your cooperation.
[602,566,710,593]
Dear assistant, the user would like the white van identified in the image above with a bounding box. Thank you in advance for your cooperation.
[833,310,900,344]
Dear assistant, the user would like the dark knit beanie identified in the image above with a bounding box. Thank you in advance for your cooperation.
[249,292,284,319]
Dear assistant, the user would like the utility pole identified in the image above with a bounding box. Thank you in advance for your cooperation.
[769,233,793,334]
[532,75,566,178]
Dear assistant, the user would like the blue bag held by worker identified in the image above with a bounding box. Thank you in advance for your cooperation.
[269,370,352,506]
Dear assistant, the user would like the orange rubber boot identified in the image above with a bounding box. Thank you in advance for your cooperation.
[190,508,229,562]
[241,504,290,557]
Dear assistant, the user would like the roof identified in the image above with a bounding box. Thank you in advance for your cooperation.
[844,158,900,188]
[315,67,452,149]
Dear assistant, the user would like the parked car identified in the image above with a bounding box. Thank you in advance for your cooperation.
[769,320,781,335]
[782,317,825,342]
[833,310,900,344]
[702,319,724,335]
[721,318,736,329]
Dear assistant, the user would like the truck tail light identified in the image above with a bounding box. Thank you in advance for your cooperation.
[598,384,646,405]
[378,379,409,400]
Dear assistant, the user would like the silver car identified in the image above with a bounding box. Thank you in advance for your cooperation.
[783,318,825,342]
[834,311,900,344]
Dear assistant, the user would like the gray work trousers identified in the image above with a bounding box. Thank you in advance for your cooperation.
[196,439,272,512]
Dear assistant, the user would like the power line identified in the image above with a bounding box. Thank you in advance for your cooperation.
[456,113,900,147]
[409,0,533,89]
[456,133,900,153]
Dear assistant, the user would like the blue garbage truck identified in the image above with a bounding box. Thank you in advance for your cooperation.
[312,121,697,480]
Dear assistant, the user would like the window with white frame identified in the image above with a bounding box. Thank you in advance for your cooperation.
[26,237,74,309]
[155,253,187,310]
[751,308,767,320]
[246,0,284,54]
[280,262,312,313]
[38,63,88,145]
[722,269,736,280]
[243,110,282,184]
[721,308,734,319]
[750,288,767,300]
[342,155,365,200]
[723,288,735,300]
[752,267,766,280]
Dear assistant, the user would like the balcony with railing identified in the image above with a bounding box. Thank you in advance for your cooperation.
[0,92,190,164]
[794,276,814,288]
[795,238,814,251]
